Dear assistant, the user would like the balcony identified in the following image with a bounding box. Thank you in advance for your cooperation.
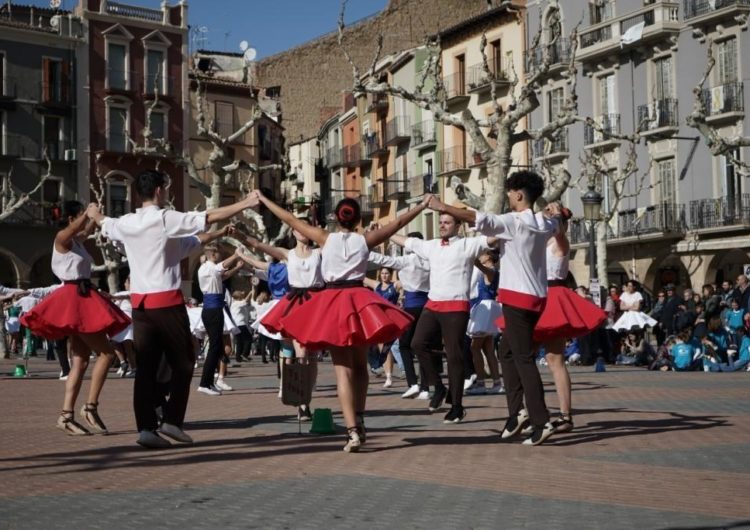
[359,192,374,218]
[106,1,164,23]
[684,0,750,23]
[365,92,389,114]
[411,120,436,149]
[700,81,744,121]
[637,98,679,134]
[532,128,569,160]
[385,170,409,200]
[577,3,681,63]
[525,38,572,76]
[325,146,342,168]
[466,62,509,95]
[689,194,750,230]
[569,218,589,246]
[362,132,388,158]
[39,82,71,107]
[370,183,389,207]
[385,116,411,146]
[442,71,470,106]
[436,145,469,178]
[584,114,621,146]
[343,143,371,168]
[1,134,39,158]
[617,203,687,238]
[143,73,175,97]
[42,142,74,161]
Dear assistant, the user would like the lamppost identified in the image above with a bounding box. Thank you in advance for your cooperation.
[581,184,604,282]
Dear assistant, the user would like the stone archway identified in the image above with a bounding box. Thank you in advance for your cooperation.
[0,250,19,287]
[29,253,55,287]
[645,254,691,292]
[706,249,750,285]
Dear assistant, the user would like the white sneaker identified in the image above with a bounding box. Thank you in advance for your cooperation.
[416,390,430,400]
[489,382,505,394]
[159,423,193,444]
[137,430,172,449]
[401,384,420,398]
[522,421,555,446]
[463,374,477,390]
[125,369,136,378]
[59,371,68,381]
[197,385,221,396]
[214,378,233,391]
[383,376,393,388]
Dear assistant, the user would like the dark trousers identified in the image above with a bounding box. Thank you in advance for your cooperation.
[412,308,469,409]
[400,306,439,390]
[55,338,70,376]
[133,305,195,432]
[499,305,549,427]
[235,325,252,360]
[199,307,224,388]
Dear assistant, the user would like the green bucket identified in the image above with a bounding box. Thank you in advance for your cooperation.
[13,364,26,377]
[309,408,336,434]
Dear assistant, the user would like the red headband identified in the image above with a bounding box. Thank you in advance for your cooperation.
[337,204,356,222]
[561,207,573,220]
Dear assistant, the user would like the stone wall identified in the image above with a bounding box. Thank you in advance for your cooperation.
[256,0,490,141]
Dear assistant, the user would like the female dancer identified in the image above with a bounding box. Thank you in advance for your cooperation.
[237,229,325,420]
[613,280,658,333]
[21,201,130,435]
[258,191,430,452]
[364,267,401,388]
[534,205,606,432]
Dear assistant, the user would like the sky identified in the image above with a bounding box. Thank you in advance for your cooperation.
[43,0,389,59]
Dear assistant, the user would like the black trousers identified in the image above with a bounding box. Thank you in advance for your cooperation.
[199,307,224,388]
[499,305,549,427]
[235,325,252,359]
[400,306,440,390]
[133,305,195,432]
[411,308,469,409]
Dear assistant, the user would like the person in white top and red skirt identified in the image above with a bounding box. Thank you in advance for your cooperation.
[257,190,431,452]
[22,201,130,436]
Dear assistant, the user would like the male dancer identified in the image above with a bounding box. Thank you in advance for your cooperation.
[88,169,259,448]
[428,170,561,445]
[392,214,496,423]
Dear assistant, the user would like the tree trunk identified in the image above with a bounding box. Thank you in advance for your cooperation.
[596,221,608,286]
[106,267,119,294]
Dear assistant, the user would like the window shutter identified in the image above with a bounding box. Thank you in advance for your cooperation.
[42,58,50,102]
[61,61,70,103]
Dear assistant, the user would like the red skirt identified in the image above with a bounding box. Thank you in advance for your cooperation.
[20,284,131,340]
[261,287,413,350]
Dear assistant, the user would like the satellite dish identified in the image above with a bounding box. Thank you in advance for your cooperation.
[239,40,249,51]
[50,0,61,8]
[50,14,60,27]
[243,47,257,62]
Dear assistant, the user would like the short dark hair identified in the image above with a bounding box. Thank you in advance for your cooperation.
[334,198,361,230]
[59,200,84,228]
[506,170,545,205]
[135,170,167,200]
[407,231,424,239]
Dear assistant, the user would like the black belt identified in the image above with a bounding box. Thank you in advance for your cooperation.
[548,279,567,288]
[64,279,93,297]
[325,280,364,289]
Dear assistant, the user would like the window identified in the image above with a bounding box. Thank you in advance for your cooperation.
[456,54,466,96]
[423,158,434,193]
[108,181,129,217]
[657,158,676,205]
[654,56,673,100]
[600,169,617,214]
[42,58,65,103]
[717,37,738,84]
[145,49,165,94]
[41,179,61,204]
[214,101,233,138]
[490,39,502,75]
[108,106,128,152]
[599,74,615,116]
[107,43,127,90]
[722,148,741,202]
[43,116,62,159]
[0,53,5,96]
[149,110,165,140]
[589,0,614,24]
[548,87,564,121]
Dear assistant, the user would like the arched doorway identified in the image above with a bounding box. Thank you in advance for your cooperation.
[707,249,750,285]
[0,252,18,287]
[646,254,691,292]
[29,254,56,287]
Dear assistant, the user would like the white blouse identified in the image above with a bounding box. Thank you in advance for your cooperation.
[321,232,369,282]
[51,240,92,281]
[546,245,569,281]
[287,247,324,288]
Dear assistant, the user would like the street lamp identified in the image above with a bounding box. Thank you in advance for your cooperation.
[581,184,603,282]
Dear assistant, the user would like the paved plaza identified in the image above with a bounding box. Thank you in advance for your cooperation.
[1,356,749,529]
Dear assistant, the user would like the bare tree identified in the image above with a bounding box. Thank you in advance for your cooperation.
[337,1,580,214]
[0,155,53,222]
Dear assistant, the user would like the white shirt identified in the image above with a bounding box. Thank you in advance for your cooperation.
[51,240,92,281]
[113,290,132,316]
[404,235,489,302]
[287,247,324,288]
[101,205,206,294]
[369,251,430,293]
[475,210,557,311]
[620,290,643,311]
[230,299,250,327]
[198,260,226,295]
[321,232,369,282]
[546,245,569,281]
[0,285,23,296]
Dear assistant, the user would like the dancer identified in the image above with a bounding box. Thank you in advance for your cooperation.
[613,280,658,333]
[21,201,130,435]
[197,244,242,396]
[258,191,429,452]
[533,204,606,433]
[111,277,136,378]
[364,267,400,388]
[428,171,562,445]
[236,229,324,420]
[88,169,259,448]
[391,213,495,424]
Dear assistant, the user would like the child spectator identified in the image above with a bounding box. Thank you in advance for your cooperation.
[670,329,701,371]
[722,298,745,344]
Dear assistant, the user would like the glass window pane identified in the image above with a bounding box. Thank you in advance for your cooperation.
[150,111,165,139]
[108,44,126,89]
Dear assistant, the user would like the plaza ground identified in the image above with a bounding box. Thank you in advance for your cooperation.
[1,356,749,529]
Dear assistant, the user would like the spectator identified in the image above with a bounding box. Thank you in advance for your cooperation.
[617,331,653,366]
[703,327,750,372]
[702,284,723,318]
[604,285,621,326]
[722,298,745,345]
[719,280,736,308]
[702,316,731,363]
[659,285,681,341]
[734,274,750,312]
[670,329,702,371]
[682,288,697,313]
[651,290,666,345]
[650,335,677,371]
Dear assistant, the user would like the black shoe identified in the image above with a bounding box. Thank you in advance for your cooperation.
[522,422,555,446]
[443,406,466,424]
[262,357,269,364]
[297,405,312,422]
[553,413,574,433]
[500,409,529,440]
[428,385,447,412]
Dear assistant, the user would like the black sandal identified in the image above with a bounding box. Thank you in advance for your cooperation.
[80,403,108,434]
[355,412,367,443]
[553,413,574,433]
[56,410,91,436]
[343,427,361,453]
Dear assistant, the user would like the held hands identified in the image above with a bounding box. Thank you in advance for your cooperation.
[221,224,236,237]
[85,203,101,220]
[426,195,443,212]
[245,190,263,209]
[544,201,562,218]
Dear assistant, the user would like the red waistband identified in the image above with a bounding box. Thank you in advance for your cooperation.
[425,300,470,313]
[131,289,184,310]
[497,289,545,313]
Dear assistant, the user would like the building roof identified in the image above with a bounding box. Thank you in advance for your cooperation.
[435,3,521,40]
[0,2,71,34]
[196,49,244,58]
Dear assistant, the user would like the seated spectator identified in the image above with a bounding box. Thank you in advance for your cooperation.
[564,338,581,365]
[722,298,745,344]
[650,335,677,371]
[706,316,731,363]
[616,331,651,366]
[703,327,750,372]
[670,329,702,371]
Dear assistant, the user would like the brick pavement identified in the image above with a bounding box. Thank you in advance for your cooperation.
[1,355,749,529]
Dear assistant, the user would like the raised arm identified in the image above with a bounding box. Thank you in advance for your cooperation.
[222,260,244,280]
[206,194,259,225]
[197,224,235,246]
[56,207,92,252]
[389,234,407,247]
[474,259,497,283]
[235,232,289,262]
[363,277,379,290]
[254,190,328,247]
[220,253,241,272]
[427,196,476,224]
[368,251,409,271]
[365,195,430,249]
[236,252,269,271]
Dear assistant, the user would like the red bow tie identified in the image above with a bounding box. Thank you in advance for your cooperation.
[440,239,450,246]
